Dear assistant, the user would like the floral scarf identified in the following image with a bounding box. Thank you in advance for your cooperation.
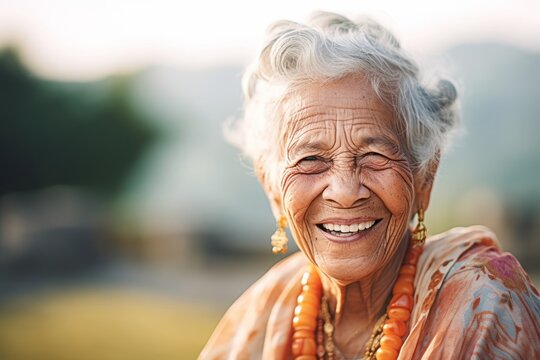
[200,226,540,359]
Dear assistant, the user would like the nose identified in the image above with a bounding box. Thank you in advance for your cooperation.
[322,170,370,208]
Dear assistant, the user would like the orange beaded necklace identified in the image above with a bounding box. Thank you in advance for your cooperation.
[291,230,424,360]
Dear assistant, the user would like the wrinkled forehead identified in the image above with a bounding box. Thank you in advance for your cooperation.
[277,75,400,144]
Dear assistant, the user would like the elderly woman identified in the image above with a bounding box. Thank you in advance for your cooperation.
[201,12,540,360]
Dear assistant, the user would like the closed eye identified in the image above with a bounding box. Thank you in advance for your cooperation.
[296,156,330,174]
[360,152,390,167]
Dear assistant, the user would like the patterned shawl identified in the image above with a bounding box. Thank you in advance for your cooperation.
[200,226,540,359]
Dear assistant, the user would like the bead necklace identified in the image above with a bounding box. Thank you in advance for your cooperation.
[291,240,423,360]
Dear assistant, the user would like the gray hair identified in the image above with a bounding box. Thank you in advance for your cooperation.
[228,11,459,184]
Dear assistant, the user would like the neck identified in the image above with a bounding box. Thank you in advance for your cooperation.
[319,235,410,357]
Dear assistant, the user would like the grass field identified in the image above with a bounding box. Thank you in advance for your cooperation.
[0,288,222,360]
[1,272,538,360]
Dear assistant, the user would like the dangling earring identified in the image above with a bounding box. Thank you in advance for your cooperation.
[271,215,288,254]
[412,208,427,245]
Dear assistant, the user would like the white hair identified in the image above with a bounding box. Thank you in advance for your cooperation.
[227,11,460,185]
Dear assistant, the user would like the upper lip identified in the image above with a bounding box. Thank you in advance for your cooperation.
[316,217,380,226]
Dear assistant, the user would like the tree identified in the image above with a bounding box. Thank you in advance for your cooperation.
[0,47,158,197]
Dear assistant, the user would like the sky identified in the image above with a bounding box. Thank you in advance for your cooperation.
[0,0,539,80]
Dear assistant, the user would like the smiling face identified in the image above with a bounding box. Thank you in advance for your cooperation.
[269,75,433,283]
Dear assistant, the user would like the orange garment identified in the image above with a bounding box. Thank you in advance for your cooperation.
[200,226,540,359]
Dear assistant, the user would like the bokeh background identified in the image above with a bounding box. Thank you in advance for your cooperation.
[1,0,539,359]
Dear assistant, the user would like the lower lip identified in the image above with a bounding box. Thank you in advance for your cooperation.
[317,221,380,244]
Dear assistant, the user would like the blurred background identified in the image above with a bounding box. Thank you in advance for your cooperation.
[0,0,539,359]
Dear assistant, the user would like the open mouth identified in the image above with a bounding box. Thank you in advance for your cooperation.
[316,219,382,237]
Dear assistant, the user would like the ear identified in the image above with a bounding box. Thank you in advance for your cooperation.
[255,163,283,221]
[267,190,283,221]
[414,152,440,213]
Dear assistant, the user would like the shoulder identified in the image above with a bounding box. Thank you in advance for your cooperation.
[199,252,308,360]
[254,252,309,291]
[417,226,537,308]
[412,226,499,319]
[411,226,540,359]
[236,252,308,310]
[423,225,499,263]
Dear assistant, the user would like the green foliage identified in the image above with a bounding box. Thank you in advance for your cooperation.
[0,47,158,196]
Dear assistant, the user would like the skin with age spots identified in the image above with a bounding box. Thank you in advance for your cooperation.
[262,75,436,357]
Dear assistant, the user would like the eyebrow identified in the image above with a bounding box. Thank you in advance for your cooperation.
[290,140,331,155]
[364,136,398,148]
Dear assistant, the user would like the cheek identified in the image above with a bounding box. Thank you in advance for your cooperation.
[362,164,414,216]
[281,171,319,219]
[281,171,324,249]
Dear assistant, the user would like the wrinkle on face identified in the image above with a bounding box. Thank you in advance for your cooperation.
[275,76,418,283]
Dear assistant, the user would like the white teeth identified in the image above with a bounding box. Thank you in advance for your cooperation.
[364,220,375,229]
[321,221,376,234]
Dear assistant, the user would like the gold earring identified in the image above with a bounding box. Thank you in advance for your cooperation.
[412,208,427,245]
[271,215,288,254]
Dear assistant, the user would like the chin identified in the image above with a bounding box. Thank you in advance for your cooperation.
[312,254,379,284]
